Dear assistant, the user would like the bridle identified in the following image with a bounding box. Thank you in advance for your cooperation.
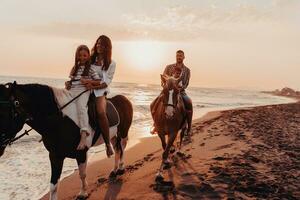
[162,87,179,109]
[161,76,181,109]
[0,84,33,147]
[164,103,175,108]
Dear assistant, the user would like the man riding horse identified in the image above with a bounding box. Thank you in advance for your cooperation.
[151,50,193,137]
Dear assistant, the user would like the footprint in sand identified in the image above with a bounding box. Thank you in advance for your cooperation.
[134,162,144,167]
[176,152,192,160]
[125,153,156,173]
[126,165,139,172]
[143,153,155,161]
[97,177,108,185]
[183,172,207,181]
[150,180,175,194]
[213,156,230,161]
[214,143,234,150]
[176,182,220,199]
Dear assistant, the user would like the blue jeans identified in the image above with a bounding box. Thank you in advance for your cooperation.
[181,93,192,111]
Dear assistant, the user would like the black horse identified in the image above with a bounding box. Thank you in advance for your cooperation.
[0,82,133,200]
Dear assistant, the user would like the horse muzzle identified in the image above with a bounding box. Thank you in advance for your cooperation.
[165,106,175,118]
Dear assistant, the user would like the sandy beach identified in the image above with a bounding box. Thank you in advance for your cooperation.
[41,102,300,200]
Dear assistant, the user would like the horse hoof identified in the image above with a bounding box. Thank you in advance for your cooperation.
[109,171,117,179]
[76,194,88,200]
[116,168,125,176]
[155,174,164,182]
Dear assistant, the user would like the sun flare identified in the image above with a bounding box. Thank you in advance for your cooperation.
[121,41,166,70]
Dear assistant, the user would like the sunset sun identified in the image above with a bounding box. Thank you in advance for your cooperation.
[121,41,166,70]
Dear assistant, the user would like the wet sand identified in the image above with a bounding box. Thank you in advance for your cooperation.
[42,102,300,200]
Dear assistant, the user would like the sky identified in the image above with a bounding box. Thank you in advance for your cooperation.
[0,0,299,90]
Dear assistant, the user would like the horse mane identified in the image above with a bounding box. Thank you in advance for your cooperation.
[16,84,60,117]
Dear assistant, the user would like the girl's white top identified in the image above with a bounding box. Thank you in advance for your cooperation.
[69,65,100,90]
[91,60,116,97]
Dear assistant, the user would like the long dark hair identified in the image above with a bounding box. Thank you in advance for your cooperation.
[90,35,112,71]
[70,45,91,77]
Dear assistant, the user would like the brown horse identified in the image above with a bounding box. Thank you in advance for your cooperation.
[150,74,186,181]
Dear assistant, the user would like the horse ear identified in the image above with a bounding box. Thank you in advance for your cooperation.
[4,81,17,92]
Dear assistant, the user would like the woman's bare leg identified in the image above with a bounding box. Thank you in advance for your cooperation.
[77,131,88,150]
[96,96,114,157]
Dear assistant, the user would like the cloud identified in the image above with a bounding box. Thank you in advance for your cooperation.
[25,22,139,41]
[23,1,300,42]
[127,1,300,40]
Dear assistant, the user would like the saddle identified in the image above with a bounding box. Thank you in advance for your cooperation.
[87,93,119,145]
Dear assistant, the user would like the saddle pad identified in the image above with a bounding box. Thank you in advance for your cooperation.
[87,93,120,129]
[51,87,120,147]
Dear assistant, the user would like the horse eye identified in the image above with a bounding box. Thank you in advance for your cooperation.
[14,101,20,107]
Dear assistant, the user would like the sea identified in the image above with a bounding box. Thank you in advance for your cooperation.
[0,76,295,200]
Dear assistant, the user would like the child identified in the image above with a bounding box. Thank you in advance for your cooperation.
[65,45,99,150]
[172,66,183,87]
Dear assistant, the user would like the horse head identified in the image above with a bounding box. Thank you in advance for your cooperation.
[160,74,182,118]
[0,82,28,157]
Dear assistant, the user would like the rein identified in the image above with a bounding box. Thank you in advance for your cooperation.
[164,103,175,108]
[60,89,89,110]
[1,88,90,147]
[3,128,32,146]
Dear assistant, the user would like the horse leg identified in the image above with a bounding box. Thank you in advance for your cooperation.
[180,127,185,148]
[110,135,128,178]
[117,136,128,175]
[49,154,64,200]
[76,152,88,199]
[156,132,177,182]
[109,136,120,178]
[167,134,176,155]
[158,133,166,150]
[175,128,186,157]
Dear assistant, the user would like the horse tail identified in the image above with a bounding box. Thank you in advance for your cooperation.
[109,95,133,158]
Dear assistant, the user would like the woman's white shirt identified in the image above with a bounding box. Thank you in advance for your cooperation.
[91,60,116,97]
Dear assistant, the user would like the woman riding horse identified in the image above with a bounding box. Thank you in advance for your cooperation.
[0,35,133,200]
